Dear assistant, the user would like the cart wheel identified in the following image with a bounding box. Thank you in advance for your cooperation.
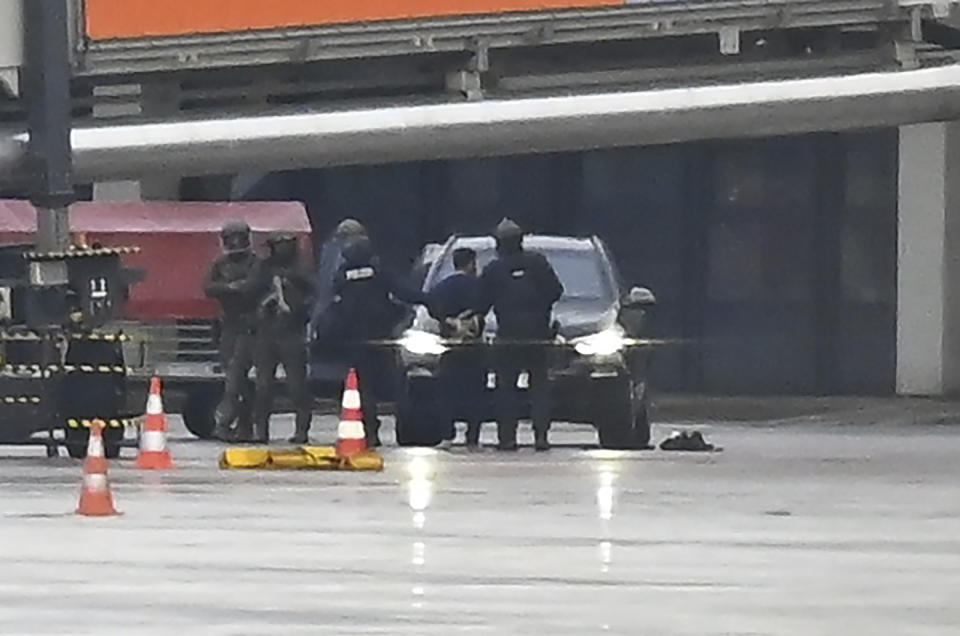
[104,425,123,459]
[64,426,88,459]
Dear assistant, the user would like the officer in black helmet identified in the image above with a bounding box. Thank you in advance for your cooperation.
[477,218,563,451]
[204,221,258,441]
[247,232,315,444]
[320,233,426,447]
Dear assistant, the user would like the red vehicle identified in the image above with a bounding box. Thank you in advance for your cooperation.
[0,199,313,440]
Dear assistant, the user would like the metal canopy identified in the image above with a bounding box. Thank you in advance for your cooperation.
[2,64,960,181]
[78,0,910,75]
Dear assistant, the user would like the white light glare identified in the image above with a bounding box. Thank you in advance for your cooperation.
[400,330,448,356]
[597,470,615,521]
[573,328,626,356]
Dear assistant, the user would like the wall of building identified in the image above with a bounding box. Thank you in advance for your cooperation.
[240,130,899,395]
[0,0,22,97]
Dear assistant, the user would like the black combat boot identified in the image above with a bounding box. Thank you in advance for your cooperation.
[534,429,550,452]
[288,426,309,445]
[211,408,233,442]
[251,421,269,445]
[232,415,253,444]
[466,422,481,451]
[496,422,518,451]
[365,419,382,448]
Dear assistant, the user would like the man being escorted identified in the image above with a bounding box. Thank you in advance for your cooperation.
[319,234,426,447]
[428,247,485,450]
[204,221,259,442]
[248,233,315,444]
[477,219,563,451]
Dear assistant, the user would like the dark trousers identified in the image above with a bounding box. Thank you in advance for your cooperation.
[215,322,255,435]
[438,346,484,444]
[344,344,382,442]
[494,344,551,445]
[252,330,311,440]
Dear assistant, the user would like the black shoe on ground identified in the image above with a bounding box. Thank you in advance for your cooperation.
[534,433,551,452]
[660,430,715,452]
[497,441,519,452]
[288,432,309,445]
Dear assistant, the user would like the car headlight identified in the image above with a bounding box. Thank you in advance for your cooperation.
[573,328,626,357]
[400,330,448,356]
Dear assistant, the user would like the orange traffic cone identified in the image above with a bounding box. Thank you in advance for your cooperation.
[77,420,119,517]
[336,368,367,457]
[136,377,174,470]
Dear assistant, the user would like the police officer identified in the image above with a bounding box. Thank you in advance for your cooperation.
[428,247,484,450]
[477,219,563,451]
[311,218,368,328]
[204,221,258,441]
[247,232,315,444]
[322,234,426,447]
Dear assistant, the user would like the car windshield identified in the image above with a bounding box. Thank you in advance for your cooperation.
[428,242,614,302]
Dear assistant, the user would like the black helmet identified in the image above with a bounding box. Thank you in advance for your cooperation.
[265,231,297,246]
[494,218,523,240]
[334,218,367,239]
[494,217,523,253]
[220,221,251,253]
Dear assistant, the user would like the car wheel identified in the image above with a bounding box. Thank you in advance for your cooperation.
[595,378,645,450]
[395,379,443,447]
[596,401,635,449]
[183,387,219,440]
[63,425,124,459]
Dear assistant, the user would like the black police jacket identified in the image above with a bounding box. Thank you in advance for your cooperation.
[477,249,564,340]
[323,243,425,343]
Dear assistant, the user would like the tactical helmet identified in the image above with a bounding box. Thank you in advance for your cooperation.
[265,231,297,246]
[494,217,523,240]
[494,217,523,253]
[335,218,367,238]
[220,221,251,253]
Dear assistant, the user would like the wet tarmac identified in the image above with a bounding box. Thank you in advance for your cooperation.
[1,408,959,635]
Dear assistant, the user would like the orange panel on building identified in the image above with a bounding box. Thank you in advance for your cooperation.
[84,0,625,40]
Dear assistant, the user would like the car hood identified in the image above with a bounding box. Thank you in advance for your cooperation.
[410,298,619,340]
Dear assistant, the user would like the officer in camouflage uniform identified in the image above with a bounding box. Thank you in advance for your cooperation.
[248,232,315,444]
[204,221,259,442]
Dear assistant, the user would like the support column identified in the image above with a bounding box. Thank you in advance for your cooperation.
[897,121,960,395]
[23,0,73,255]
[91,82,181,201]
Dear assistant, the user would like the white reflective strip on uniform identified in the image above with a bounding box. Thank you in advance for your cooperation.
[83,473,108,492]
[141,431,166,452]
[338,419,365,439]
[345,267,375,281]
[87,436,104,458]
[146,394,163,415]
[341,389,361,410]
[517,372,530,390]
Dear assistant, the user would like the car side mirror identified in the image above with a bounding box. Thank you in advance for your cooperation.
[620,287,654,337]
[624,286,656,307]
